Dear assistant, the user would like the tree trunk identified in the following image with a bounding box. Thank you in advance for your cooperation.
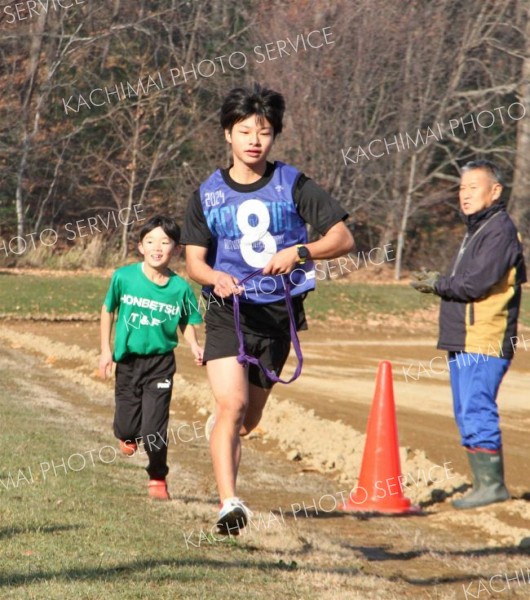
[510,0,530,252]
[120,104,142,260]
[14,12,47,252]
[395,154,417,280]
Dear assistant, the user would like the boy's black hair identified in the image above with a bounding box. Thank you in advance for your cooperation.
[220,83,285,136]
[139,215,180,244]
[461,159,504,186]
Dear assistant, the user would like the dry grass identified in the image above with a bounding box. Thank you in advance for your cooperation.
[3,235,119,270]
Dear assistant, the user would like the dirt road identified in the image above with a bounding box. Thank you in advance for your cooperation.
[1,318,530,599]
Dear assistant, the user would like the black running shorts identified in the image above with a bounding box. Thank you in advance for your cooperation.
[203,323,291,390]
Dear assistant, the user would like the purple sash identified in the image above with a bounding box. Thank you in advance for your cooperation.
[232,269,303,384]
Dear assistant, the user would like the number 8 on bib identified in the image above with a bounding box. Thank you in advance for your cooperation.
[237,199,277,268]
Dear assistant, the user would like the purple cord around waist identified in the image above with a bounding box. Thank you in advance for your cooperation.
[232,269,303,384]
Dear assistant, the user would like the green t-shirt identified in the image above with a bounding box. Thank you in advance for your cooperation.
[103,263,203,362]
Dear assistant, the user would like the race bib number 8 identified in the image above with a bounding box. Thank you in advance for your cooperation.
[237,199,277,268]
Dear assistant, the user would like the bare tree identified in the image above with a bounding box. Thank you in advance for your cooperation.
[1,0,525,273]
[510,0,530,253]
[251,0,525,277]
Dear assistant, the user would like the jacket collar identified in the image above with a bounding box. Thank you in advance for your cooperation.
[462,199,506,233]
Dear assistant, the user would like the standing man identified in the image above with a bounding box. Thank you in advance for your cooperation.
[411,159,526,509]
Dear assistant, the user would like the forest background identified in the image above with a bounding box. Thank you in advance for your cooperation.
[1,0,529,279]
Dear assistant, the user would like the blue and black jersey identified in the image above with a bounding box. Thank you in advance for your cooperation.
[181,160,348,336]
[198,161,315,304]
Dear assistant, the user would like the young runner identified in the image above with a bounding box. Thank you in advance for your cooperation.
[99,215,203,500]
[181,84,353,532]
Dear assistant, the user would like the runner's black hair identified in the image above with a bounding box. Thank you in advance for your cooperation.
[220,83,285,136]
[139,215,180,244]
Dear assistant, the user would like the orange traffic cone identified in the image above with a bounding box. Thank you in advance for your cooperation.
[340,361,419,514]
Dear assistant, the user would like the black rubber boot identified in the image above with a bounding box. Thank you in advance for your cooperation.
[452,449,509,510]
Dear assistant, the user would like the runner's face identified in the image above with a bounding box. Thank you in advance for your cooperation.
[459,169,502,216]
[225,115,275,170]
[138,227,175,268]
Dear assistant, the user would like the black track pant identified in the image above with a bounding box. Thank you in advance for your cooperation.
[113,352,176,479]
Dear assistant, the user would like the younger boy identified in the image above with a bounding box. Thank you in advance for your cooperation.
[99,215,203,500]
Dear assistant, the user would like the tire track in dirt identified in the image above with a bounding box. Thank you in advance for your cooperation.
[3,321,530,598]
[0,324,466,505]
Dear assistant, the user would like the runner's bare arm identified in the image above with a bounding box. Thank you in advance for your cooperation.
[185,245,242,298]
[99,305,115,378]
[263,221,354,275]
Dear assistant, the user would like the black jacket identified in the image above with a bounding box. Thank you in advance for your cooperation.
[435,201,526,359]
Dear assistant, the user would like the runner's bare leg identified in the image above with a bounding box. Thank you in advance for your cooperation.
[241,384,270,436]
[207,358,271,500]
[207,357,247,501]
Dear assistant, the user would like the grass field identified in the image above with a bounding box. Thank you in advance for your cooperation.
[2,269,530,599]
[1,269,529,326]
[0,358,316,600]
[0,272,108,317]
[0,270,435,321]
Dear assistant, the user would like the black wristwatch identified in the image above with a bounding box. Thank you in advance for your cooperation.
[296,244,310,265]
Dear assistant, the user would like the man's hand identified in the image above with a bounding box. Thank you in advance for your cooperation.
[212,271,242,298]
[410,269,440,294]
[262,246,299,276]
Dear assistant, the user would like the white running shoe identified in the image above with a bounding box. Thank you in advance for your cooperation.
[216,497,253,536]
[205,413,216,441]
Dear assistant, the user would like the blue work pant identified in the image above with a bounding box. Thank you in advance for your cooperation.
[448,351,510,451]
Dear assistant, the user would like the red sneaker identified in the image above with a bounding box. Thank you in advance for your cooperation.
[119,440,138,456]
[148,479,170,501]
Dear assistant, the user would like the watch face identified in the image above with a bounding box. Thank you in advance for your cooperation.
[298,245,309,259]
